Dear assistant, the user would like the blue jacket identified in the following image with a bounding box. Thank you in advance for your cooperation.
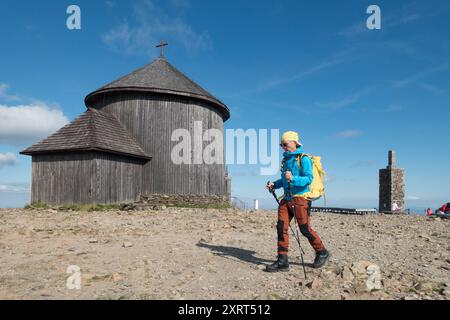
[273,146,313,200]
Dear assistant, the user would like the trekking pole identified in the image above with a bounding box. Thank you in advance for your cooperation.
[285,178,308,280]
[267,181,308,280]
[267,181,304,254]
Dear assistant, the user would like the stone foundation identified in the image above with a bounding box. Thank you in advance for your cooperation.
[119,194,231,209]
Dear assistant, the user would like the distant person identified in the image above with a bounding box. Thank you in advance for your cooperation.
[426,208,433,216]
[392,202,401,212]
[265,131,329,272]
[438,203,448,215]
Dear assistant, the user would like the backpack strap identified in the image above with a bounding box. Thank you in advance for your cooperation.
[283,153,310,173]
[280,158,287,172]
[296,153,310,173]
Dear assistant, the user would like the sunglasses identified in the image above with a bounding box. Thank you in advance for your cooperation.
[280,142,289,148]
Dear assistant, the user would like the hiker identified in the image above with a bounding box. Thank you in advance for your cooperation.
[392,202,401,212]
[426,208,433,216]
[439,203,450,214]
[265,131,329,272]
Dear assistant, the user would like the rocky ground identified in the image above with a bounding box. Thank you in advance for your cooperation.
[0,207,449,300]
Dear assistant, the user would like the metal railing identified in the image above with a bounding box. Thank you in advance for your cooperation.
[311,207,378,215]
[231,196,248,211]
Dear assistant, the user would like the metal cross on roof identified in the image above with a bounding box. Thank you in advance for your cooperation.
[156,40,168,57]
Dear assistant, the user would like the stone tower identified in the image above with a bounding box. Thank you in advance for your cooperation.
[379,150,405,213]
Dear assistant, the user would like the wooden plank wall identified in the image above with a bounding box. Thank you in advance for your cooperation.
[31,152,95,205]
[94,92,228,196]
[93,152,145,204]
[31,152,145,205]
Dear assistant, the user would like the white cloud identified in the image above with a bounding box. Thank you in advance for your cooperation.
[385,104,405,113]
[226,49,354,98]
[316,86,375,111]
[0,183,30,193]
[392,63,450,88]
[169,0,191,9]
[0,152,18,168]
[338,22,367,37]
[0,83,20,102]
[0,103,69,146]
[102,0,211,57]
[335,130,363,139]
[105,0,115,8]
[419,83,447,95]
[257,53,349,92]
[407,196,420,201]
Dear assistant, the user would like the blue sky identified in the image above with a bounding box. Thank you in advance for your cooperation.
[0,0,449,210]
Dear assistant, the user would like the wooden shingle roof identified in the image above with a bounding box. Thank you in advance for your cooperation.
[84,57,230,120]
[20,108,151,160]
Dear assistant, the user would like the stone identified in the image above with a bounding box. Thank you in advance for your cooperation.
[350,261,372,276]
[350,261,383,292]
[257,264,266,270]
[441,289,450,298]
[199,237,213,243]
[120,203,136,211]
[136,193,230,208]
[366,264,383,291]
[414,281,434,293]
[306,277,322,290]
[122,242,133,248]
[319,269,337,282]
[341,266,355,283]
[268,292,283,300]
[112,273,124,282]
[89,238,98,243]
[134,204,148,211]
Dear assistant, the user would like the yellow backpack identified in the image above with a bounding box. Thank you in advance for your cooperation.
[296,154,326,201]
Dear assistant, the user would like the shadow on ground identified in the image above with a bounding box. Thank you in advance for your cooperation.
[196,242,313,268]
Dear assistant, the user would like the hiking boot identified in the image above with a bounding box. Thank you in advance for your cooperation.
[313,250,330,269]
[265,254,289,272]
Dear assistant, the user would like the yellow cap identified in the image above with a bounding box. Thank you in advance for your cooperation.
[281,131,302,146]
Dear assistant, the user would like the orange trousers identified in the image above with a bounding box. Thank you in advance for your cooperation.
[277,197,325,254]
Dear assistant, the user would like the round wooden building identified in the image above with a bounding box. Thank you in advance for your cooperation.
[21,57,231,206]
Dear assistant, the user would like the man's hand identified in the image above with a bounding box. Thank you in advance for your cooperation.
[266,182,275,191]
[284,171,293,182]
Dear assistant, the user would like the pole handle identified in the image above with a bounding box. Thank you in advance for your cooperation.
[267,181,280,205]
